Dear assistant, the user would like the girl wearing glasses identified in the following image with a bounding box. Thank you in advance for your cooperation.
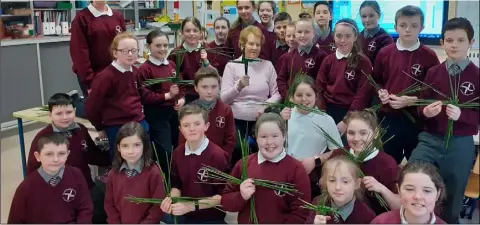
[85,32,149,160]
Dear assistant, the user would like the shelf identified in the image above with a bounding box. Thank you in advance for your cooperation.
[33,8,71,11]
[138,8,163,10]
[1,14,31,18]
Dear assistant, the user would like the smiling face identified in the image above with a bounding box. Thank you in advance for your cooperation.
[195,77,220,101]
[34,143,70,175]
[295,21,314,47]
[274,20,289,41]
[285,25,297,49]
[314,4,332,26]
[258,2,274,25]
[256,121,285,160]
[49,105,75,129]
[334,24,357,55]
[346,119,373,153]
[441,28,474,61]
[244,33,262,58]
[180,113,209,142]
[292,83,316,112]
[324,162,360,206]
[400,172,441,222]
[395,16,423,43]
[113,38,138,66]
[148,35,169,60]
[360,6,379,30]
[182,21,201,47]
[214,19,229,41]
[237,0,254,23]
[117,135,143,166]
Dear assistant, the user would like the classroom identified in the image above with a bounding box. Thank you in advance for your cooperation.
[1,0,479,224]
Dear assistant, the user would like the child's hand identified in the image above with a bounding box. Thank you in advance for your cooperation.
[423,101,442,118]
[301,157,316,174]
[389,95,418,109]
[240,179,256,200]
[200,49,208,62]
[236,75,250,91]
[170,84,179,97]
[337,121,347,135]
[280,107,292,120]
[160,197,173,214]
[314,215,331,224]
[97,130,107,139]
[363,176,385,193]
[174,98,185,111]
[446,104,461,121]
[171,202,195,216]
[378,89,390,104]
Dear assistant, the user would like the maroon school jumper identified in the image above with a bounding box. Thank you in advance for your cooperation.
[277,46,327,99]
[104,165,165,223]
[8,166,93,224]
[85,64,144,131]
[316,32,336,55]
[221,153,311,224]
[268,39,290,67]
[371,209,446,224]
[136,59,179,105]
[306,196,376,224]
[316,53,373,111]
[70,6,126,89]
[207,40,234,76]
[225,20,273,60]
[359,28,394,65]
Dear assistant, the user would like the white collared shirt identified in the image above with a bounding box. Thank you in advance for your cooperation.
[183,42,202,53]
[396,39,421,52]
[400,206,437,224]
[258,148,287,164]
[185,137,209,156]
[349,148,379,162]
[148,57,169,66]
[111,61,133,73]
[336,49,351,59]
[87,3,113,17]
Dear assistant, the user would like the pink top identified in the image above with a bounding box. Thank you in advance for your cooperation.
[220,57,281,121]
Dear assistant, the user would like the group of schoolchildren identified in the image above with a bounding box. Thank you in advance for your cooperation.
[8,0,479,224]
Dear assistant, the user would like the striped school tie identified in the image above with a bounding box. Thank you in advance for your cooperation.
[448,64,461,76]
[125,169,137,178]
[49,176,60,187]
[299,51,305,56]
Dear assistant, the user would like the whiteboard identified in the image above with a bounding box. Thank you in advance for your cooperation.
[456,1,479,49]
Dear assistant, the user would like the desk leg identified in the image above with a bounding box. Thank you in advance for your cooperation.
[17,118,27,178]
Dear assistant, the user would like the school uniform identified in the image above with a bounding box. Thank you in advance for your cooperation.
[207,40,234,76]
[104,160,165,224]
[70,4,126,96]
[409,59,479,224]
[8,166,93,224]
[225,19,274,60]
[314,24,336,55]
[371,207,446,224]
[316,50,373,123]
[85,61,149,160]
[221,58,281,165]
[170,138,229,223]
[330,148,399,215]
[306,197,376,224]
[137,57,179,173]
[26,123,110,189]
[268,39,290,68]
[359,27,394,65]
[178,99,236,161]
[221,151,311,224]
[277,44,327,99]
[373,40,440,164]
[274,49,291,74]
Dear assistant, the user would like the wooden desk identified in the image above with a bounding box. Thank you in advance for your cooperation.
[12,107,94,178]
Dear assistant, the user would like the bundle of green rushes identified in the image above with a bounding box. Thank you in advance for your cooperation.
[401,71,480,148]
[314,124,392,211]
[142,45,233,87]
[299,190,340,217]
[198,132,300,223]
[362,70,428,123]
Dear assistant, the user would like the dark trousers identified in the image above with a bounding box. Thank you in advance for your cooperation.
[90,181,107,224]
[232,119,257,166]
[410,132,476,224]
[145,106,176,174]
[104,120,149,160]
[77,75,89,98]
[163,214,226,224]
[325,103,348,146]
[378,112,421,164]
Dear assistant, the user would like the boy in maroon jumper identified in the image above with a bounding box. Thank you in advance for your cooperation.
[160,105,229,223]
[409,18,479,224]
[70,0,126,97]
[374,5,440,164]
[178,67,236,161]
[267,12,292,64]
[313,1,336,55]
[221,113,311,224]
[27,93,110,189]
[9,133,93,224]
[277,18,327,99]
[358,1,394,65]
[207,17,233,76]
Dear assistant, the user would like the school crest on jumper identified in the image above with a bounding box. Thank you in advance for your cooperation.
[345,70,356,81]
[305,58,315,69]
[62,188,76,202]
[368,41,377,51]
[197,168,209,182]
[115,25,122,34]
[410,64,423,77]
[329,42,336,51]
[215,116,226,128]
[460,82,475,96]
[81,140,88,151]
[274,184,286,197]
